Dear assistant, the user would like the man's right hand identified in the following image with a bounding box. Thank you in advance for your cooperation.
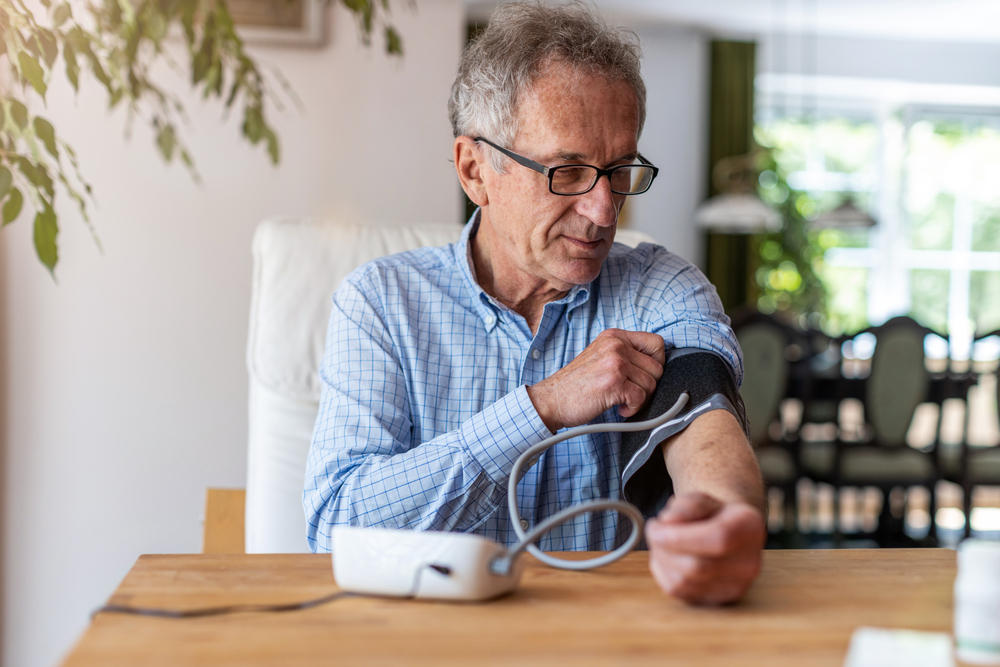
[527,329,665,432]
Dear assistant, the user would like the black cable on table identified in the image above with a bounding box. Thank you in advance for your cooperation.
[91,590,355,620]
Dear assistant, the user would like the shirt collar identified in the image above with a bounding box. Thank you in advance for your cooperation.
[456,209,593,327]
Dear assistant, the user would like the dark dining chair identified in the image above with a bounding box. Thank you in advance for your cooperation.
[832,316,942,546]
[731,309,807,534]
[959,329,1000,536]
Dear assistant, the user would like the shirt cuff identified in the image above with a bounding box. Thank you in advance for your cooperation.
[459,385,552,487]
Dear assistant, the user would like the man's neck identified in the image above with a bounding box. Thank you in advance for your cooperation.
[471,217,569,335]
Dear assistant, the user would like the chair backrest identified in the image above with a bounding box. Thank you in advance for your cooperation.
[245,217,657,553]
[864,316,934,447]
[736,325,788,445]
[731,310,798,446]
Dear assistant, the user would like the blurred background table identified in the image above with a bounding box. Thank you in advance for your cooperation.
[61,549,955,667]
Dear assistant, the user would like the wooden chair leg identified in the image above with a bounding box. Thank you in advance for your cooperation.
[926,483,938,546]
[964,483,973,538]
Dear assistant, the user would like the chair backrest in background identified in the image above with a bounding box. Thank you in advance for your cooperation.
[735,322,789,445]
[865,317,933,447]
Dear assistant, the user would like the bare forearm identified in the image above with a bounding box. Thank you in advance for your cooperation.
[661,409,765,513]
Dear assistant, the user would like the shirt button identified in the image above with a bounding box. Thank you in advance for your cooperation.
[531,349,541,360]
[520,519,529,530]
[485,315,495,325]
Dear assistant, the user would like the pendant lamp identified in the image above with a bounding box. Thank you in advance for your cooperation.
[809,197,877,228]
[696,152,782,233]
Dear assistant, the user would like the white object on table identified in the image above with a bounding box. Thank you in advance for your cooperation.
[955,539,1000,665]
[843,627,954,667]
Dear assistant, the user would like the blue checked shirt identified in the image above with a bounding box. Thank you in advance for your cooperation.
[304,214,742,553]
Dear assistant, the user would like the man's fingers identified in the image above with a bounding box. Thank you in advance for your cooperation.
[621,330,666,366]
[646,504,765,558]
[621,341,666,381]
[533,328,666,430]
[618,379,655,418]
[646,518,734,558]
[657,492,723,524]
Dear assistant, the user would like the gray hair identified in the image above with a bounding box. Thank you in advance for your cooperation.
[448,1,646,173]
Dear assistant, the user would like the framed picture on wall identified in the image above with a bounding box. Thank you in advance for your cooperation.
[228,0,326,47]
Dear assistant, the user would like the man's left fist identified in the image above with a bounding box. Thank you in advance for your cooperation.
[644,491,766,605]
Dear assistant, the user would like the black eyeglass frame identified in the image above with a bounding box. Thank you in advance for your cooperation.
[473,136,659,196]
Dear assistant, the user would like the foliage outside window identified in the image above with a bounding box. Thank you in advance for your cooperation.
[753,116,878,336]
[753,107,1000,349]
[904,117,1000,337]
[0,0,403,276]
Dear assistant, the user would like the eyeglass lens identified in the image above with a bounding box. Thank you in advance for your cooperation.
[549,165,655,195]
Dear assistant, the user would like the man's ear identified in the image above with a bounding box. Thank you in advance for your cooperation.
[454,136,489,207]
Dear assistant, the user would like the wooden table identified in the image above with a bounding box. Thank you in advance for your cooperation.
[61,549,956,666]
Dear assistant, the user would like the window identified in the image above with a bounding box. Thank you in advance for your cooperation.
[755,76,1000,359]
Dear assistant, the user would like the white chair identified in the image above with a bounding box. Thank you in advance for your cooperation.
[244,216,657,553]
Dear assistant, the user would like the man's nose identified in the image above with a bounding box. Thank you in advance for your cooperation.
[575,173,619,227]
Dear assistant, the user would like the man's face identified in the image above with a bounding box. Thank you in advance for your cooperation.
[479,63,640,293]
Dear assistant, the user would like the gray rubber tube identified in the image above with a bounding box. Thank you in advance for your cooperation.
[498,392,690,572]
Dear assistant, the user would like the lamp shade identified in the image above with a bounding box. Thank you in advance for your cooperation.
[809,199,877,228]
[696,193,783,233]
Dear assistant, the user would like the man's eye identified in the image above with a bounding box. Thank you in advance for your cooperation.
[552,167,593,184]
[609,169,632,188]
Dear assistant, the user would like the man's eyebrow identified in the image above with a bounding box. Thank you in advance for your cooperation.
[553,149,639,165]
[554,149,587,162]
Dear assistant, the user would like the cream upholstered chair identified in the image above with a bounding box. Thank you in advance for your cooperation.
[244,216,657,553]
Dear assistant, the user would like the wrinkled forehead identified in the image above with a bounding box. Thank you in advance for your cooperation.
[512,59,641,142]
[511,61,641,153]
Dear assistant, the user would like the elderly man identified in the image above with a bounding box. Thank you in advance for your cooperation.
[305,1,765,604]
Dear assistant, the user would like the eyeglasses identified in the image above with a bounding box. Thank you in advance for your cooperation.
[474,137,659,196]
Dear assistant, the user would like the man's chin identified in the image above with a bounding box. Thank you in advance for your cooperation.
[555,258,605,287]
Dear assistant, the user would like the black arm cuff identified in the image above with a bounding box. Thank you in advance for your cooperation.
[620,348,749,518]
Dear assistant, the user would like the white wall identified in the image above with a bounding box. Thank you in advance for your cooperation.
[631,29,1000,268]
[627,23,709,267]
[758,33,1000,87]
[0,2,464,666]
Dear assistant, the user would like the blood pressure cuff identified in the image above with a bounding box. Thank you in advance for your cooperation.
[620,348,750,519]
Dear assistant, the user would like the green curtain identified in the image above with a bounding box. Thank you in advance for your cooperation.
[705,40,758,313]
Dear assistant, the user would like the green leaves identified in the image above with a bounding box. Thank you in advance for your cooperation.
[242,106,263,143]
[33,204,59,274]
[341,0,402,54]
[3,189,23,226]
[192,39,214,85]
[192,12,216,86]
[37,29,58,68]
[0,167,11,201]
[16,157,54,201]
[385,26,402,55]
[145,11,167,43]
[53,4,72,28]
[9,100,29,130]
[67,27,112,93]
[343,0,374,36]
[64,42,80,91]
[157,124,175,161]
[33,117,58,158]
[0,0,409,277]
[264,127,279,164]
[18,52,48,98]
